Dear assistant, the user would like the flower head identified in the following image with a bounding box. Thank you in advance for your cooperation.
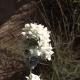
[21,23,54,60]
[25,73,41,80]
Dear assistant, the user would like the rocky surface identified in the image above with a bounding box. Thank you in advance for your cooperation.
[0,1,37,80]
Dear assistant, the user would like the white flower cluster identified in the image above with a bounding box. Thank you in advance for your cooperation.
[21,23,54,61]
[25,73,41,80]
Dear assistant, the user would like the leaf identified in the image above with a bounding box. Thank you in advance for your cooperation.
[26,57,39,70]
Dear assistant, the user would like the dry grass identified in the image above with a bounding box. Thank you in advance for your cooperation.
[0,0,80,80]
[33,0,80,80]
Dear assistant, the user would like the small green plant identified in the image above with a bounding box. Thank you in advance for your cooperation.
[21,23,54,80]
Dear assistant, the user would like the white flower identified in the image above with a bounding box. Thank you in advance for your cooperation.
[25,73,41,80]
[21,23,54,60]
[21,32,26,36]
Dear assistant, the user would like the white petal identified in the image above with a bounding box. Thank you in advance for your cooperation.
[25,76,29,80]
[21,32,26,36]
[25,24,30,28]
